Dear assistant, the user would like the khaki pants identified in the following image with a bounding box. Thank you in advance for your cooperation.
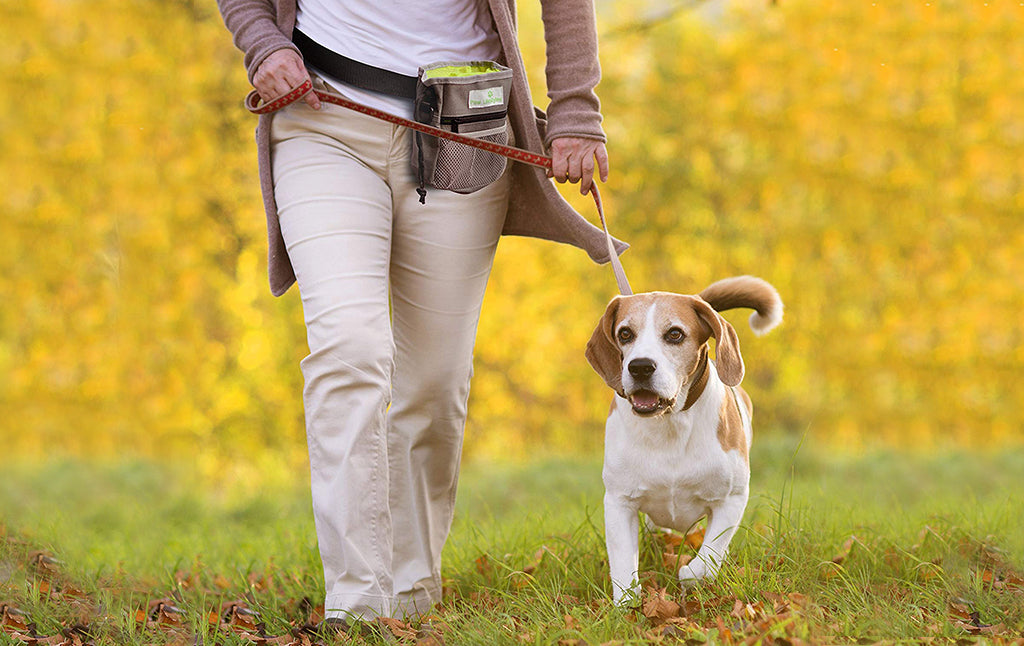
[271,78,510,620]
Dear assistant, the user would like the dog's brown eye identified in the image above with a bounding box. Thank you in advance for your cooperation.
[664,328,685,343]
[617,327,635,344]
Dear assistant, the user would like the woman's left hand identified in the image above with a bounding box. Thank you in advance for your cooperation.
[548,137,610,195]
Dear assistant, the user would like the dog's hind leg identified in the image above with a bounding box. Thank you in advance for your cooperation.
[678,492,748,587]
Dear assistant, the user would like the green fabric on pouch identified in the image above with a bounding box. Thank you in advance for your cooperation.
[422,63,504,79]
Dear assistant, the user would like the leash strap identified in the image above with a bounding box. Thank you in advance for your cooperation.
[589,185,633,296]
[246,81,633,296]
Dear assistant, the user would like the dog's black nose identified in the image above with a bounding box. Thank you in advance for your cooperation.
[627,358,656,379]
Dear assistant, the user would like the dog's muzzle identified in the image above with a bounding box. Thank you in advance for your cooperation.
[624,358,676,416]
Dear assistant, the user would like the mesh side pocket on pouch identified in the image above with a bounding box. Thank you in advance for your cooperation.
[432,124,508,194]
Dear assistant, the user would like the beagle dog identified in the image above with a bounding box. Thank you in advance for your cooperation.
[585,276,783,603]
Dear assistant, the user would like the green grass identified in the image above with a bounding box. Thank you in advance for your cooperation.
[2,436,1022,645]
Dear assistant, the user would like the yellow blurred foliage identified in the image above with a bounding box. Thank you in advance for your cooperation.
[1,0,1021,468]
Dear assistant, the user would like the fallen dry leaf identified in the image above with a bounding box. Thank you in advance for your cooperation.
[238,630,313,646]
[378,617,417,640]
[786,592,809,610]
[953,619,1007,636]
[831,536,856,565]
[138,599,185,627]
[662,551,693,570]
[760,591,786,612]
[248,572,270,593]
[221,600,262,633]
[523,548,545,575]
[28,552,62,580]
[300,598,325,626]
[661,532,685,549]
[416,631,445,646]
[162,630,198,646]
[14,633,80,646]
[173,570,195,590]
[1,604,35,633]
[684,527,705,551]
[714,615,733,643]
[563,614,580,632]
[730,599,766,623]
[646,620,699,642]
[641,587,683,626]
[474,555,492,575]
[946,602,1010,636]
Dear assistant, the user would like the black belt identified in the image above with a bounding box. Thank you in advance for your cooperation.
[292,29,418,99]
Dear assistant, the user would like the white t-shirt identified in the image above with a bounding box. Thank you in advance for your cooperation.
[295,0,502,118]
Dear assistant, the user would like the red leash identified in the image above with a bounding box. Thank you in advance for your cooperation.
[246,81,632,295]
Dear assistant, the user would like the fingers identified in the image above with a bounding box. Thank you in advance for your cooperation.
[580,149,596,195]
[304,90,322,111]
[549,138,610,194]
[254,49,320,110]
[547,141,569,183]
[595,143,610,183]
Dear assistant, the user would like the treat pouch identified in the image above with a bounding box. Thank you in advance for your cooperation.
[413,61,513,195]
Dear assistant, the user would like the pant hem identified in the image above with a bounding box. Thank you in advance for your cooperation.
[392,587,440,619]
[323,589,439,621]
[323,592,393,621]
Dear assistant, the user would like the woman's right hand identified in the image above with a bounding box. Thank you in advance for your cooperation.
[253,49,321,110]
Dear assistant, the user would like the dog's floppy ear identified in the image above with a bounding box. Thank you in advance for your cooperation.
[586,296,625,396]
[692,297,744,386]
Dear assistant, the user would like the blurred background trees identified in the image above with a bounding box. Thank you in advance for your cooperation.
[2,0,1021,471]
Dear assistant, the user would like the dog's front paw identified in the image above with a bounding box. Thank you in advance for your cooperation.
[678,561,707,588]
[612,582,641,606]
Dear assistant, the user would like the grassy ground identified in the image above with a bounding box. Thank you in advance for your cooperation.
[1,435,1022,645]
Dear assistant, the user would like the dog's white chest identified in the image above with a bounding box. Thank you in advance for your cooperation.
[641,465,735,529]
[602,398,749,532]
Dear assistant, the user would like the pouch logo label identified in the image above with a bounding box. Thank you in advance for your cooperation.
[469,87,504,109]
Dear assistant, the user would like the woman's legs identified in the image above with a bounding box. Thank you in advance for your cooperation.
[272,81,510,619]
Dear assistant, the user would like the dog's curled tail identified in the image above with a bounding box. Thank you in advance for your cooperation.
[699,276,783,337]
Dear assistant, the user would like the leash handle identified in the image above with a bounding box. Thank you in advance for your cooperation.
[245,82,633,296]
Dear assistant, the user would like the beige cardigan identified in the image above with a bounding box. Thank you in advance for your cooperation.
[217,0,627,296]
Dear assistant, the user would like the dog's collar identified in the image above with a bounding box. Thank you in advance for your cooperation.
[681,347,710,411]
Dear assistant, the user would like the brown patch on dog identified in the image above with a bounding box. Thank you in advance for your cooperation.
[735,386,753,419]
[681,346,709,411]
[586,296,626,396]
[691,297,744,387]
[717,388,749,461]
